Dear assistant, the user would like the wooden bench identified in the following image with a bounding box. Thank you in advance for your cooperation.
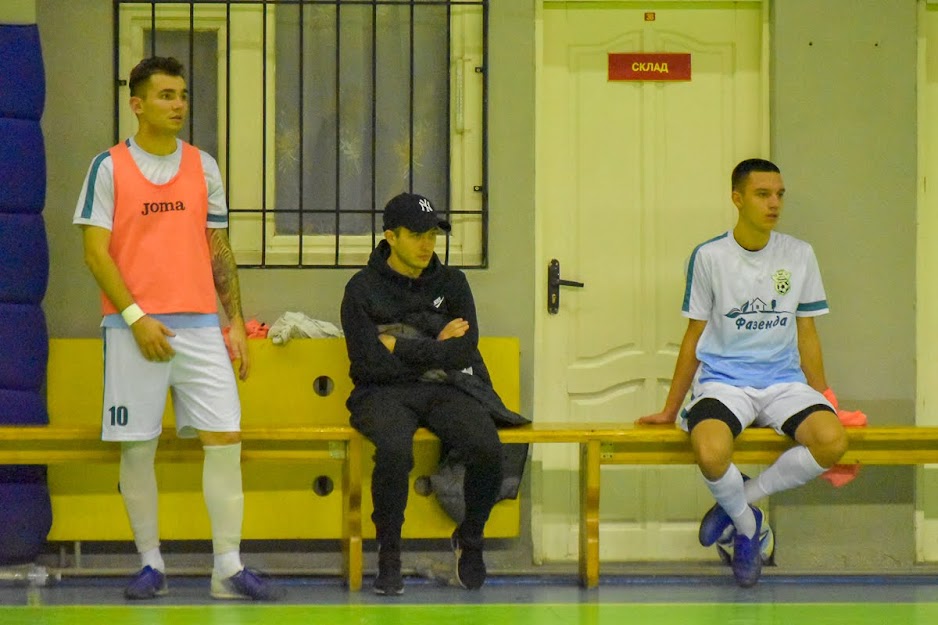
[5,338,938,590]
[545,422,938,588]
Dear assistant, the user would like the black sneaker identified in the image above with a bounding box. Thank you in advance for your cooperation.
[373,546,404,596]
[451,530,486,590]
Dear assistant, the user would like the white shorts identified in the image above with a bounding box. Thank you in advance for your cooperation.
[101,326,241,441]
[678,381,834,436]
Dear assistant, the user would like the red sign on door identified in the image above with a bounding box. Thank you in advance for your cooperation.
[608,53,691,82]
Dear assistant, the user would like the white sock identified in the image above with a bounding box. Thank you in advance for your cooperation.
[203,443,244,577]
[704,463,756,538]
[141,547,165,573]
[214,551,243,579]
[120,439,162,561]
[745,445,826,502]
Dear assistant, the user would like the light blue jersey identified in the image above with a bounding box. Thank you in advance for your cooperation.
[682,230,828,388]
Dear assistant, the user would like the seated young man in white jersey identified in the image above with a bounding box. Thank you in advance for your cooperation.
[73,56,282,601]
[638,158,848,588]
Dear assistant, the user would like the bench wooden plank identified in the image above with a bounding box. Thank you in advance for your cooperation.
[0,427,357,465]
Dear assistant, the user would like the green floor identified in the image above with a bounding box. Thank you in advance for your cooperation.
[4,603,938,625]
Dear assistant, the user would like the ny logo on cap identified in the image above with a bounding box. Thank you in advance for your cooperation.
[419,198,433,213]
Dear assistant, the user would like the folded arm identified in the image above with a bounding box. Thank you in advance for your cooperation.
[341,282,419,384]
[391,273,479,371]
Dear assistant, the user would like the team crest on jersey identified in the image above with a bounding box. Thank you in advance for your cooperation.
[772,269,791,295]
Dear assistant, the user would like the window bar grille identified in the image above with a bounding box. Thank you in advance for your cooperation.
[226,1,233,260]
[370,0,378,250]
[407,0,414,193]
[188,1,195,142]
[116,0,488,269]
[112,1,120,145]
[443,0,452,262]
[298,0,306,265]
[480,1,488,266]
[261,1,270,265]
[333,2,342,265]
[149,3,156,56]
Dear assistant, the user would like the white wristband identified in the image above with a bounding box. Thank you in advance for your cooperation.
[121,303,146,326]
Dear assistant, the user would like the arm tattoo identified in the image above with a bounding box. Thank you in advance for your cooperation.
[208,228,244,322]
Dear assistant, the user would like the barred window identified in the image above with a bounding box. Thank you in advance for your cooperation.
[115,1,488,268]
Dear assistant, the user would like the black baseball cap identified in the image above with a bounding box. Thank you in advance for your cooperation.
[382,193,451,233]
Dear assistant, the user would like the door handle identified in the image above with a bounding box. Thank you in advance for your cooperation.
[548,258,585,314]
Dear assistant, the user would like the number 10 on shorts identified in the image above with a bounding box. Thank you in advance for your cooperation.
[109,405,129,426]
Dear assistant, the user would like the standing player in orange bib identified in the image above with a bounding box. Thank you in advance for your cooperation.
[73,57,282,601]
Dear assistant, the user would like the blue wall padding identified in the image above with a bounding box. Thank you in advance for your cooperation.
[0,389,47,426]
[0,24,45,121]
[0,466,52,566]
[0,214,49,304]
[0,21,51,565]
[0,303,47,392]
[0,118,46,214]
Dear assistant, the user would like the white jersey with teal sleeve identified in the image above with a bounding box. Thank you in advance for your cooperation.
[72,137,228,230]
[682,230,828,388]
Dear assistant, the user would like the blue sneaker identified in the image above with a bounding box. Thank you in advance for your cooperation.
[211,568,285,601]
[731,506,763,588]
[715,516,775,566]
[124,565,168,600]
[699,503,733,547]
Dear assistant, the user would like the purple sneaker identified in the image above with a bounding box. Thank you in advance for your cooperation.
[715,513,775,566]
[731,506,764,588]
[698,503,734,547]
[211,568,285,601]
[124,566,168,600]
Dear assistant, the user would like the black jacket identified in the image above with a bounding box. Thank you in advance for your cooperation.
[341,241,530,520]
[341,240,491,401]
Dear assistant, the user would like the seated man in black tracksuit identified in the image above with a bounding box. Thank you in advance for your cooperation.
[341,192,504,596]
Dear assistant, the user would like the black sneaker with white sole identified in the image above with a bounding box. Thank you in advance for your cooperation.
[373,546,404,596]
[451,530,486,590]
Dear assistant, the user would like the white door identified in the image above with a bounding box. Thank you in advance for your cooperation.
[534,1,767,561]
